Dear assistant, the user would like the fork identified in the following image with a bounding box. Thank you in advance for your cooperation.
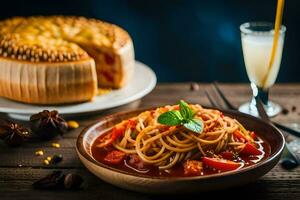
[255,98,299,169]
[205,83,299,169]
[212,82,300,138]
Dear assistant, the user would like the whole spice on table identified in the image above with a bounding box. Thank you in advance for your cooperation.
[46,156,52,161]
[32,171,65,189]
[35,150,44,156]
[52,154,63,164]
[0,121,31,146]
[52,143,61,148]
[67,120,79,129]
[43,159,50,165]
[64,173,84,190]
[30,110,68,140]
[33,171,84,190]
[190,82,200,91]
[281,108,289,115]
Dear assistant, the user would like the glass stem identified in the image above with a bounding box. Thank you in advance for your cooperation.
[250,82,269,106]
[256,87,269,106]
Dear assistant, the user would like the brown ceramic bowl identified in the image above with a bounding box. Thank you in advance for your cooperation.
[76,108,285,194]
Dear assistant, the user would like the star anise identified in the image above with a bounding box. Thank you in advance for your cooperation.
[0,121,31,146]
[30,110,68,140]
[32,171,65,189]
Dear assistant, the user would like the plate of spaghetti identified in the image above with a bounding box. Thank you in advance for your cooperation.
[76,101,285,193]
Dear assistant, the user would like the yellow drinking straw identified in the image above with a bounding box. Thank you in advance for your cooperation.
[262,0,285,88]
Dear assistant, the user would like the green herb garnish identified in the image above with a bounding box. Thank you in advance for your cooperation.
[130,131,138,139]
[158,100,204,134]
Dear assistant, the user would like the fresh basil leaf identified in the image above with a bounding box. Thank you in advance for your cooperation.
[179,100,194,120]
[158,110,183,126]
[183,119,203,134]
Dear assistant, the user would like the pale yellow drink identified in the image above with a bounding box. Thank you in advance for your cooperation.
[241,33,284,89]
[239,0,286,117]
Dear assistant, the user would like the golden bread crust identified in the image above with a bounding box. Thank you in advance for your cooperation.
[0,16,135,104]
[0,57,98,104]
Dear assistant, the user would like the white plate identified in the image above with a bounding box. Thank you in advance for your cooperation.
[0,61,156,120]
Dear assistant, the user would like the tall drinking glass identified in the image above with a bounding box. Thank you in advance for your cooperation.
[239,22,286,117]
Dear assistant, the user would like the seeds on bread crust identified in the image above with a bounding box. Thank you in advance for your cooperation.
[0,16,130,63]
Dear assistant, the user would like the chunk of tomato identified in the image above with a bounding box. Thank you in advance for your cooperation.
[240,143,262,156]
[233,130,250,143]
[110,126,126,142]
[250,131,257,139]
[96,133,113,148]
[220,151,235,160]
[104,150,126,165]
[126,119,137,129]
[97,120,137,148]
[183,160,203,176]
[202,157,241,171]
[97,126,125,148]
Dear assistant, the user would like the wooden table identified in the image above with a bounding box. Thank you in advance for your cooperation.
[1,83,299,200]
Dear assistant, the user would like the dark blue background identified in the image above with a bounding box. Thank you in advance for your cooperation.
[1,0,299,82]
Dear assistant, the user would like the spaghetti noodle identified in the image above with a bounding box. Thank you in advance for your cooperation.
[94,103,268,176]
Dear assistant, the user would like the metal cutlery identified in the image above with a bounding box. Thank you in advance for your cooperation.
[255,98,299,169]
[205,83,299,169]
[212,82,300,138]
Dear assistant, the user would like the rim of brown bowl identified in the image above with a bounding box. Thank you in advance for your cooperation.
[76,107,285,181]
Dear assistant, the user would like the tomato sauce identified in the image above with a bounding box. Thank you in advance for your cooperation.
[91,132,271,177]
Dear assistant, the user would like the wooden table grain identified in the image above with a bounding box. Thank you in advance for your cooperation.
[0,83,299,200]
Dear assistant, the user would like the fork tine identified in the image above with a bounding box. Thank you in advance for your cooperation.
[213,82,237,110]
[255,97,300,137]
[204,89,220,108]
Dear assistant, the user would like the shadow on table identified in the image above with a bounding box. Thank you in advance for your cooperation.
[81,179,276,200]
